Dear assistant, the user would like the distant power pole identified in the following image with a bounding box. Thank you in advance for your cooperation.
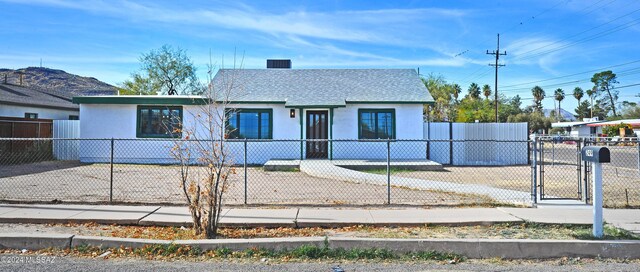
[487,34,506,123]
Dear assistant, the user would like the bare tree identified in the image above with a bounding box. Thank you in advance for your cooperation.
[169,54,243,238]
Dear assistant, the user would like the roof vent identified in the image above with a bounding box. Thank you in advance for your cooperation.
[267,59,291,69]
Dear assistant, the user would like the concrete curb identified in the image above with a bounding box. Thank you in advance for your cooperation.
[71,236,172,249]
[0,218,143,225]
[4,233,640,259]
[329,237,640,259]
[175,237,326,251]
[0,233,73,250]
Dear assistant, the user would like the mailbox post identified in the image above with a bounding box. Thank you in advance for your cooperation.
[581,146,611,238]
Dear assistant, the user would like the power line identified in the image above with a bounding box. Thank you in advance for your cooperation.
[500,59,640,89]
[452,0,571,58]
[515,15,640,61]
[514,5,640,59]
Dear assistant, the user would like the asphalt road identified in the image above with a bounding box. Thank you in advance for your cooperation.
[2,255,640,272]
[538,142,639,170]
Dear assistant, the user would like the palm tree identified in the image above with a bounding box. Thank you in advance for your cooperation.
[482,84,492,100]
[586,86,597,118]
[468,83,480,99]
[573,87,584,105]
[554,88,565,121]
[452,83,461,103]
[531,86,545,112]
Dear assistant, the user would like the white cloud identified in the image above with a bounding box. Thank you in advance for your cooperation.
[5,0,467,48]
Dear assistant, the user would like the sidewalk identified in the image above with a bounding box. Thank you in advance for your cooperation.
[0,204,639,234]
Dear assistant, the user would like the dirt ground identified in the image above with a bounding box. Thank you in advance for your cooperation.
[0,161,491,206]
[1,160,637,207]
[396,164,640,207]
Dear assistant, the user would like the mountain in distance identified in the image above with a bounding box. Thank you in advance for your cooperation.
[543,108,577,122]
[0,67,116,98]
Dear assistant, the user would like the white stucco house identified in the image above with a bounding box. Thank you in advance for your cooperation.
[72,66,434,164]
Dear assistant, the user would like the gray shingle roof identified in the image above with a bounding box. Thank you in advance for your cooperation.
[212,69,433,107]
[0,83,79,110]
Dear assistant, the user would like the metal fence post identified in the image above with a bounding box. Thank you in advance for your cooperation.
[577,138,582,199]
[449,122,453,165]
[584,138,590,204]
[531,136,537,204]
[244,139,248,205]
[387,139,391,205]
[110,138,114,204]
[637,136,640,177]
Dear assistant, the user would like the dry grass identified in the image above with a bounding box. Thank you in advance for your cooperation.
[2,222,637,241]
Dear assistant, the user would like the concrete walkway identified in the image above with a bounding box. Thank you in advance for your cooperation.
[299,160,534,206]
[1,204,639,235]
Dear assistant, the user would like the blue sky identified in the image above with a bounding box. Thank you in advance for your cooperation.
[1,0,640,113]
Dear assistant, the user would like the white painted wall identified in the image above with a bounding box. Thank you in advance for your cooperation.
[77,103,426,164]
[0,104,78,120]
[569,125,593,137]
[78,103,303,163]
[331,104,426,160]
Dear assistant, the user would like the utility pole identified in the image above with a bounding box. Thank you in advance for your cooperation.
[487,33,506,123]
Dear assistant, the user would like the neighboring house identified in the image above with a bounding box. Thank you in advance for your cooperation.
[0,82,79,120]
[550,118,603,137]
[587,119,640,137]
[73,65,434,163]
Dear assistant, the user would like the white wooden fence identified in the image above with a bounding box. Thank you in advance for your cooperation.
[423,122,529,165]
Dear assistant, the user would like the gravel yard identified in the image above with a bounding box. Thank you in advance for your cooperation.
[395,164,640,207]
[0,161,491,206]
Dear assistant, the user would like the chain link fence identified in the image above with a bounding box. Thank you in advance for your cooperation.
[0,138,539,206]
[533,136,640,207]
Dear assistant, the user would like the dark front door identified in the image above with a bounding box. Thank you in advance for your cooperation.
[306,111,328,159]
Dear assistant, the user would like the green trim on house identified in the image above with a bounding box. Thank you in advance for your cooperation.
[225,108,274,139]
[73,96,434,106]
[357,108,396,140]
[346,101,433,105]
[299,108,304,160]
[136,105,183,138]
[329,107,334,160]
[73,96,286,105]
[284,104,346,108]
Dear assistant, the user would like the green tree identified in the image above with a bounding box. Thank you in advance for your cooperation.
[575,100,590,119]
[591,70,619,116]
[573,87,584,105]
[121,44,200,95]
[482,84,492,100]
[117,74,158,95]
[467,83,481,100]
[620,101,640,119]
[554,88,565,121]
[531,86,545,112]
[451,83,461,103]
[498,95,523,122]
[586,86,597,118]
[508,111,552,134]
[422,74,453,121]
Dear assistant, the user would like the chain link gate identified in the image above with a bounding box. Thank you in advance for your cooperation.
[536,137,584,200]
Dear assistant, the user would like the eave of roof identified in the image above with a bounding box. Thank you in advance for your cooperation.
[73,96,433,106]
[587,119,640,127]
[0,101,79,111]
